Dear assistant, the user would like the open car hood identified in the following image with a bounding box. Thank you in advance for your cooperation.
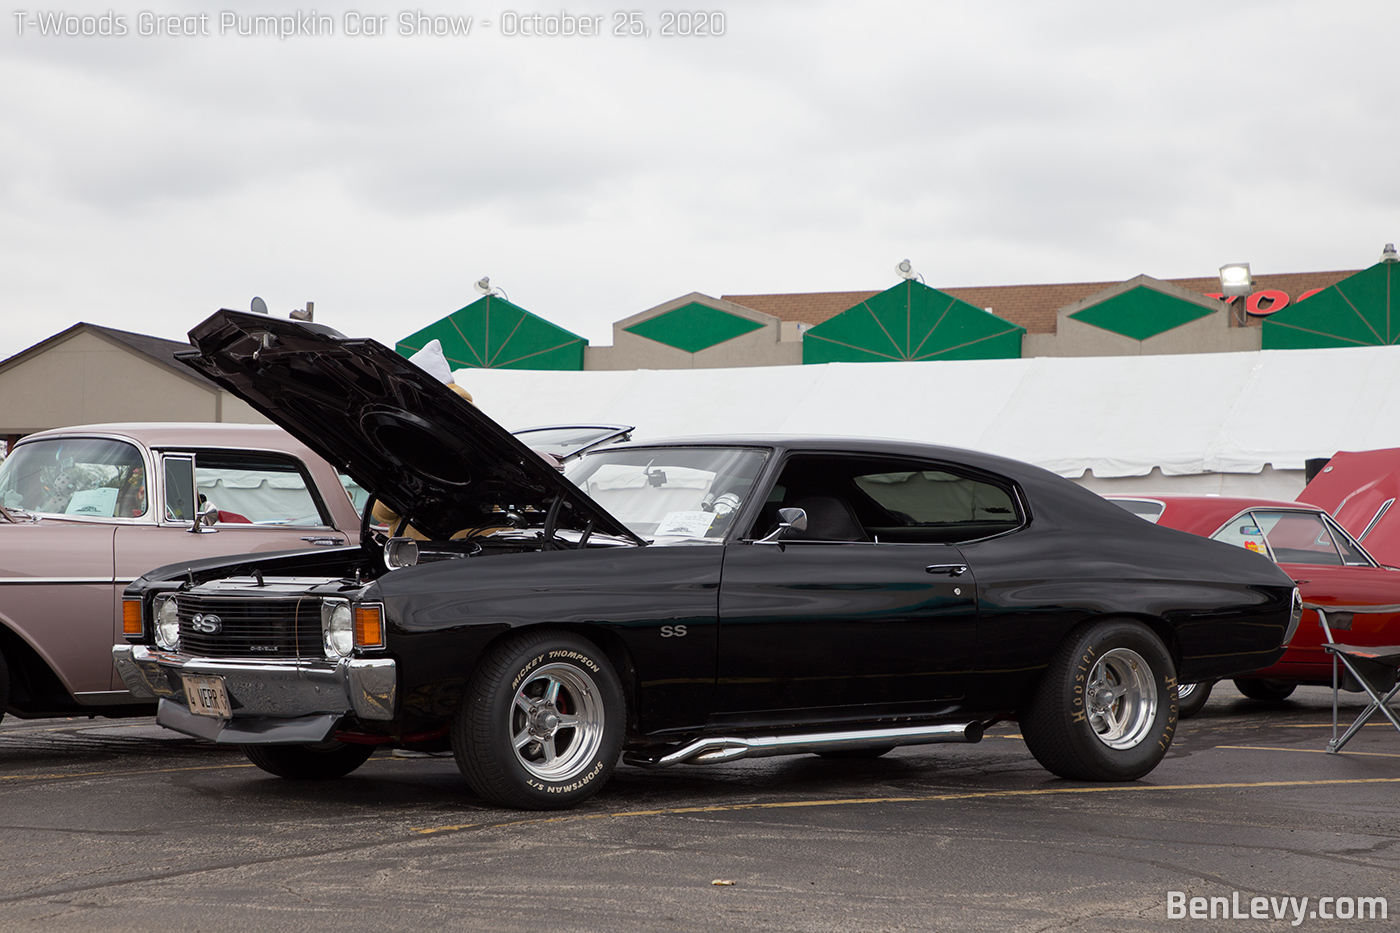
[180,310,641,544]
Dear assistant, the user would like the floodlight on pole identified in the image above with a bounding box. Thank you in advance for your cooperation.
[895,259,923,283]
[250,296,268,315]
[1218,263,1253,297]
[1218,263,1253,325]
[474,276,509,301]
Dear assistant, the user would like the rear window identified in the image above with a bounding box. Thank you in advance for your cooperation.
[1108,499,1165,524]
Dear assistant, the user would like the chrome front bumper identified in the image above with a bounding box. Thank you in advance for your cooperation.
[112,644,397,744]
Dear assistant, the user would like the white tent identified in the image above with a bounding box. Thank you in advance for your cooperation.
[456,346,1400,501]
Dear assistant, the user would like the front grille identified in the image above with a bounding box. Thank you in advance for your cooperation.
[177,595,322,659]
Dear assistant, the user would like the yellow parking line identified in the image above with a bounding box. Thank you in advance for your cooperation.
[1217,744,1400,758]
[0,762,255,782]
[409,775,1400,835]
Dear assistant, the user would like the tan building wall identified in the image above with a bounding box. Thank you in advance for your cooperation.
[0,329,268,439]
[1024,276,1260,357]
[585,293,804,370]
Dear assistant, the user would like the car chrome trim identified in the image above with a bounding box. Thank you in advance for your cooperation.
[112,645,397,727]
[1359,498,1395,541]
[0,576,116,585]
[623,721,984,768]
[71,689,138,705]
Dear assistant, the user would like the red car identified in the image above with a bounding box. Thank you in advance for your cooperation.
[1108,495,1400,716]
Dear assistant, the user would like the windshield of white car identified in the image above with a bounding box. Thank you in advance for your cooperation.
[565,446,770,542]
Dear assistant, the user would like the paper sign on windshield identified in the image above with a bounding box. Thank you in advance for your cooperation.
[655,511,716,538]
[66,487,119,517]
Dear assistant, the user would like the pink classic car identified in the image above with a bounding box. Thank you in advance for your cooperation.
[0,423,360,724]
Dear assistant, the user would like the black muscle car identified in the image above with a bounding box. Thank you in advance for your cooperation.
[114,310,1301,810]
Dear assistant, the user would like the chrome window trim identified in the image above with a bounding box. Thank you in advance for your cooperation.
[1358,498,1394,542]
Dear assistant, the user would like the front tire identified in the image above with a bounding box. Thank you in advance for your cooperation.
[1175,680,1215,719]
[1021,619,1178,782]
[453,629,624,810]
[240,742,375,779]
[1233,678,1296,701]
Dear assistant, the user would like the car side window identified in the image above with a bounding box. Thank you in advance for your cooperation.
[1214,510,1344,565]
[187,451,331,527]
[1211,512,1271,556]
[754,455,1023,544]
[0,437,148,518]
[854,469,1021,543]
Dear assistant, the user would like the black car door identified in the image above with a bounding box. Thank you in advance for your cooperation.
[711,455,1019,728]
[714,538,979,727]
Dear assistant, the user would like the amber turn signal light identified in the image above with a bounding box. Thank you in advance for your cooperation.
[121,598,144,636]
[354,606,385,649]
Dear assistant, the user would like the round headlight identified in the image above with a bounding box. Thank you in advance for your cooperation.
[154,596,180,650]
[323,601,354,659]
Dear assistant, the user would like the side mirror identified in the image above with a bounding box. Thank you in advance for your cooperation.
[194,500,220,531]
[756,507,808,545]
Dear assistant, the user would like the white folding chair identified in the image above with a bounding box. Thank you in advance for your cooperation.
[1309,603,1400,753]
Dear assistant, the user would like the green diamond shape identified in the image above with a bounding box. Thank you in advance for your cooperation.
[625,302,764,353]
[1068,285,1216,341]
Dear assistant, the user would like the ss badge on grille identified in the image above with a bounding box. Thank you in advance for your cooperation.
[189,613,223,635]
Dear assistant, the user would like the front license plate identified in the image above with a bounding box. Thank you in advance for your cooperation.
[182,674,232,718]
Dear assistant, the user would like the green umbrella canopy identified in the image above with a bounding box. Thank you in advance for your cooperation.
[396,295,586,370]
[803,279,1024,364]
[1263,260,1399,349]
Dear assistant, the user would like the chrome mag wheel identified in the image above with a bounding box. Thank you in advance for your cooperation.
[511,662,606,781]
[1086,647,1158,749]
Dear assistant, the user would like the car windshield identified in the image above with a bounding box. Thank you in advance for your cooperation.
[565,446,769,542]
[0,437,148,518]
[512,425,631,458]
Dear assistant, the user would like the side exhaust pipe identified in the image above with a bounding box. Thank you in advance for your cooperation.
[625,721,984,768]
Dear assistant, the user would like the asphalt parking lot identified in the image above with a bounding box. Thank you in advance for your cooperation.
[1,684,1397,933]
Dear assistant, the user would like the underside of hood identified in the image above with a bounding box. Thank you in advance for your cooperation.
[180,310,639,544]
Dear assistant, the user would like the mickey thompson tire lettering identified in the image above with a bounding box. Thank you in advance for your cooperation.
[1020,619,1178,782]
[453,628,625,810]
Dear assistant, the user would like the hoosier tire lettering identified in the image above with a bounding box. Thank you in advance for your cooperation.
[1020,619,1177,782]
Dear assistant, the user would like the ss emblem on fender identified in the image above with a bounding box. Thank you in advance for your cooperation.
[190,613,222,635]
[659,624,687,638]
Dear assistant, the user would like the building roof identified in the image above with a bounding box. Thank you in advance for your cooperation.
[0,321,220,389]
[724,270,1361,335]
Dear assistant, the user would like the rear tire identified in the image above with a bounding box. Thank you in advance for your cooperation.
[1021,619,1177,782]
[1175,680,1214,719]
[453,629,624,810]
[1233,678,1296,701]
[240,742,375,779]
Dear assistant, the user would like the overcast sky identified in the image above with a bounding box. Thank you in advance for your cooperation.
[2,0,1396,362]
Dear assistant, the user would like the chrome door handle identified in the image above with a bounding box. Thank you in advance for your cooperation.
[926,564,968,576]
[301,536,346,546]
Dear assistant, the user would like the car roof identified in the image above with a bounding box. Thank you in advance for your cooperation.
[19,422,321,455]
[1107,494,1327,537]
